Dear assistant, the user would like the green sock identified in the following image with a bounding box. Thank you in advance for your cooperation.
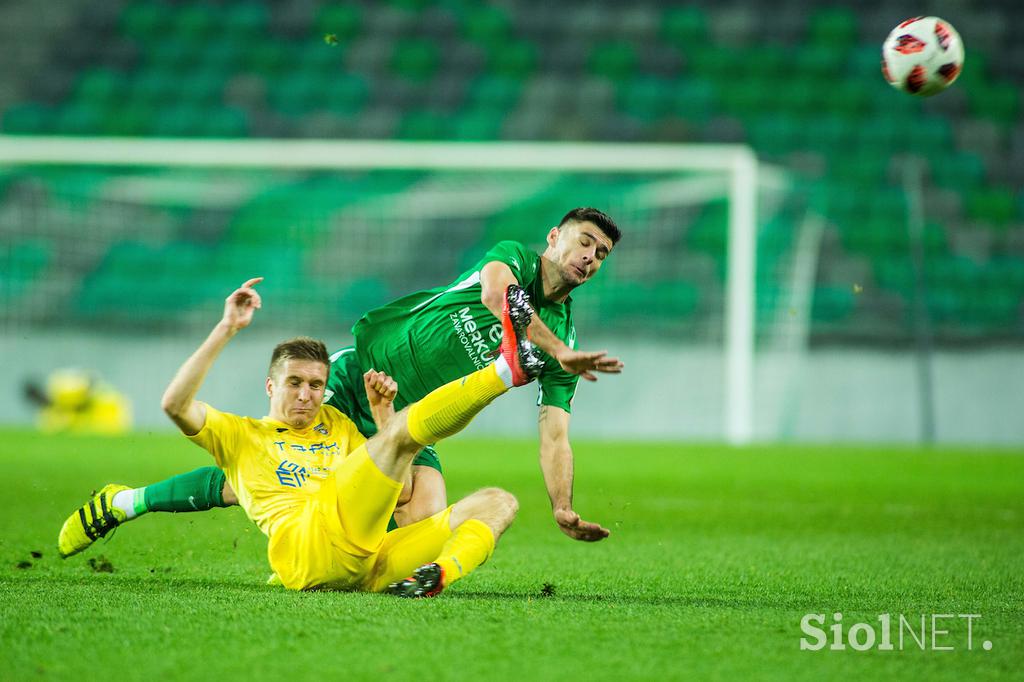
[142,466,230,513]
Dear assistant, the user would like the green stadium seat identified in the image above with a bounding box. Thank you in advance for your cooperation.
[314,4,362,42]
[245,42,292,75]
[120,2,171,40]
[958,51,990,92]
[662,6,708,45]
[718,80,779,120]
[688,202,727,256]
[841,217,905,255]
[794,44,846,78]
[269,72,326,116]
[929,151,986,189]
[53,103,105,136]
[197,40,248,72]
[199,107,248,137]
[966,187,1017,227]
[865,189,909,222]
[2,103,55,134]
[830,153,889,187]
[588,42,638,82]
[687,46,743,81]
[798,117,856,153]
[968,82,1020,125]
[963,290,1019,327]
[807,7,859,47]
[130,68,181,107]
[222,3,269,39]
[842,217,946,258]
[812,286,856,324]
[390,40,439,82]
[103,103,156,136]
[295,40,346,75]
[926,286,965,325]
[765,80,818,116]
[827,83,870,117]
[398,110,450,140]
[147,36,200,70]
[451,109,504,141]
[617,76,676,122]
[1,240,51,300]
[467,75,522,110]
[743,46,788,80]
[746,117,802,157]
[461,5,511,44]
[668,78,717,123]
[173,5,218,42]
[388,0,431,11]
[617,78,661,122]
[152,104,208,137]
[324,74,370,116]
[907,117,953,152]
[486,41,536,79]
[873,256,915,297]
[75,68,127,106]
[176,68,227,106]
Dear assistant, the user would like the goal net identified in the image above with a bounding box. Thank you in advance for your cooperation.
[0,137,801,444]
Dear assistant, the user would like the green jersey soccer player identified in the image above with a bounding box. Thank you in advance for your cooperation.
[58,208,623,558]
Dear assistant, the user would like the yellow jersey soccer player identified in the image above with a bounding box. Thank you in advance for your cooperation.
[158,277,542,594]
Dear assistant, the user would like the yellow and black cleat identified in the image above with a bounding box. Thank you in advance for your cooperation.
[57,484,130,558]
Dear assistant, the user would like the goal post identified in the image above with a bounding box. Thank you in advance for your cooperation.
[0,136,759,444]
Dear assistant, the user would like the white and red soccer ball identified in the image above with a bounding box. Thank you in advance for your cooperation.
[882,16,964,96]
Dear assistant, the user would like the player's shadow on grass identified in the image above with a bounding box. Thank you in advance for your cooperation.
[447,590,798,608]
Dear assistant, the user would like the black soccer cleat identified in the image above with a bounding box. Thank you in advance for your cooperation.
[500,284,544,386]
[385,562,446,598]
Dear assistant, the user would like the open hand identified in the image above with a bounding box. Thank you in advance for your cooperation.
[555,348,624,382]
[222,277,263,331]
[554,508,610,542]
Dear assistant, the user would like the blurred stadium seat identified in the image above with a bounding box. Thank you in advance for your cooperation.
[0,0,1021,344]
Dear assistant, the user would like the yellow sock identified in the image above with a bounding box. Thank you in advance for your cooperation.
[406,363,508,446]
[434,519,496,587]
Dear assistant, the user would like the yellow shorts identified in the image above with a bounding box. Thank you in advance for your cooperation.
[267,445,453,591]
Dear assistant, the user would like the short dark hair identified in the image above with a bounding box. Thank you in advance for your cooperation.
[269,337,330,378]
[558,207,621,245]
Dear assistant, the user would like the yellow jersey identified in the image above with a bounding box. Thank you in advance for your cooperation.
[187,402,366,539]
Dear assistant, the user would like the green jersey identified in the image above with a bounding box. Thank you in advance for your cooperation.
[353,240,580,412]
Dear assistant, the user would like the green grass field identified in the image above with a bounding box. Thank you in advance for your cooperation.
[1,428,1021,680]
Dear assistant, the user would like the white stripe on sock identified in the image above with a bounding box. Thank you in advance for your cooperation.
[111,489,139,520]
[494,355,514,388]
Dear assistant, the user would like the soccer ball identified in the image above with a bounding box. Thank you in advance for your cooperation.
[881,16,964,96]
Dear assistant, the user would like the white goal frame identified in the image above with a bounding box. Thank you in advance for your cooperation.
[0,136,758,444]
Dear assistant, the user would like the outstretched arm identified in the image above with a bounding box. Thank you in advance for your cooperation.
[480,261,622,381]
[161,277,263,436]
[538,404,610,542]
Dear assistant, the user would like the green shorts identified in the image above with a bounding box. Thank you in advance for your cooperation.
[325,346,442,474]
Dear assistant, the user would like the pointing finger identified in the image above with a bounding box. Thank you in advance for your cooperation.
[242,277,264,289]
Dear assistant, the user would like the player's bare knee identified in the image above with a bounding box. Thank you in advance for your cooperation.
[476,486,518,526]
[492,487,519,519]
